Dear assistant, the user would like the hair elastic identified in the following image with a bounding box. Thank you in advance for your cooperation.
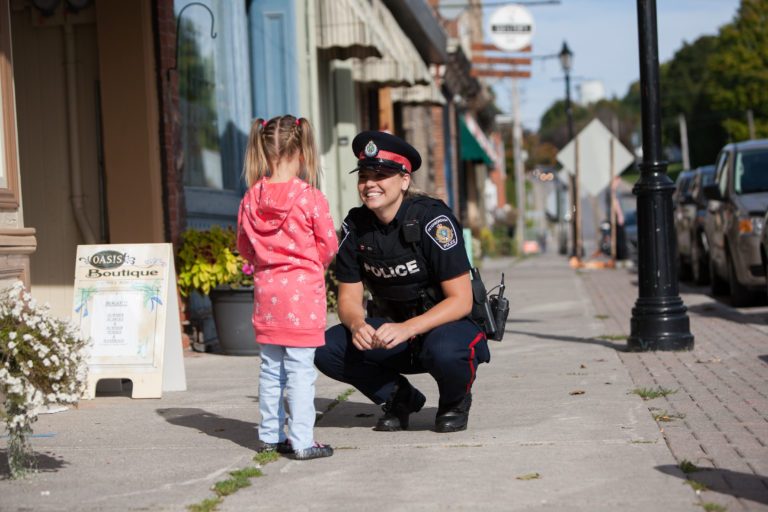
[261,120,267,128]
[295,118,301,126]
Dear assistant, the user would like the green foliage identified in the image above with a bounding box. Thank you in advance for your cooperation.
[176,226,252,297]
[479,226,516,258]
[632,386,677,400]
[679,459,700,474]
[325,265,339,313]
[706,0,768,143]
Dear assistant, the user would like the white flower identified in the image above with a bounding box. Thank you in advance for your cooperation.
[9,331,17,340]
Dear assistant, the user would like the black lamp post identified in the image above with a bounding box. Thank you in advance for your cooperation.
[559,41,577,257]
[628,0,693,351]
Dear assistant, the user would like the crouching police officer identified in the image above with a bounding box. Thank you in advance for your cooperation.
[315,131,490,432]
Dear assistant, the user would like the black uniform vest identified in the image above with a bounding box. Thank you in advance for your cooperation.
[352,197,444,322]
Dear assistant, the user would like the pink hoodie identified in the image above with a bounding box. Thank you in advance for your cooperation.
[237,177,338,347]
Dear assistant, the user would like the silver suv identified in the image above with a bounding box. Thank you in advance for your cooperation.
[703,139,768,306]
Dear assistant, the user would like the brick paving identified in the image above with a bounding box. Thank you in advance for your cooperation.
[581,266,768,511]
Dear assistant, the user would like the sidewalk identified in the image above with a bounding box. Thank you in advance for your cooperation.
[581,263,768,512]
[0,253,751,511]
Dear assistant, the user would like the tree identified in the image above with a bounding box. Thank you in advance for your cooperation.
[706,0,768,141]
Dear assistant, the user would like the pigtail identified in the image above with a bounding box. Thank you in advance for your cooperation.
[243,118,270,187]
[296,117,321,188]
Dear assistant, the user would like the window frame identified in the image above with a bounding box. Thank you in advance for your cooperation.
[0,0,20,210]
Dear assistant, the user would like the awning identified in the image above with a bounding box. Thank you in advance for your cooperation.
[391,82,446,106]
[459,114,499,167]
[350,0,432,87]
[316,0,386,60]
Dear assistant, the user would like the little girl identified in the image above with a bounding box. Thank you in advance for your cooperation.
[237,115,338,460]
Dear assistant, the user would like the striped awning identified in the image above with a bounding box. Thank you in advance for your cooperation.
[350,0,432,87]
[316,0,386,60]
[391,82,446,106]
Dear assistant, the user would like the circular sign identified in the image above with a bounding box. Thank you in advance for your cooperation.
[487,5,534,52]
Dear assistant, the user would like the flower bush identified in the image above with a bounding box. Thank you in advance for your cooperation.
[177,226,254,297]
[0,281,89,478]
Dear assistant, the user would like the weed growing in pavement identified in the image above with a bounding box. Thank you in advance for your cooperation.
[253,450,280,466]
[652,410,686,422]
[319,387,356,418]
[597,334,628,341]
[631,386,677,400]
[629,439,657,444]
[685,479,708,492]
[594,314,610,320]
[700,502,726,512]
[212,467,263,496]
[679,459,700,474]
[187,497,221,512]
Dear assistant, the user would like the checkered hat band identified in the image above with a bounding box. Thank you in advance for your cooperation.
[357,149,412,172]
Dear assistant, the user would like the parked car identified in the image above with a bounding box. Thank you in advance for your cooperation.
[704,139,768,306]
[674,165,716,284]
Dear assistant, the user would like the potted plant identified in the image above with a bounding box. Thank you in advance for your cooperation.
[0,281,89,478]
[177,226,258,356]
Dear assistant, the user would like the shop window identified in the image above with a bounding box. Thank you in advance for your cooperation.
[0,0,19,210]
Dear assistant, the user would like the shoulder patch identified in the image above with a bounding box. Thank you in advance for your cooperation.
[425,215,458,251]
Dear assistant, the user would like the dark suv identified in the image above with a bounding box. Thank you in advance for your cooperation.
[674,165,716,284]
[704,139,768,305]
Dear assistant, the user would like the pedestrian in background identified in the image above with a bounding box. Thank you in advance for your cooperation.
[237,115,338,460]
[315,131,490,434]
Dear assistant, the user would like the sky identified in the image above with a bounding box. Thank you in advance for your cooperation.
[447,0,741,131]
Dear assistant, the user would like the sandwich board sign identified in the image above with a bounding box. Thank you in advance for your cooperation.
[72,243,187,399]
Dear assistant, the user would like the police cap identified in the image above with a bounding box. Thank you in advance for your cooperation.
[350,131,422,174]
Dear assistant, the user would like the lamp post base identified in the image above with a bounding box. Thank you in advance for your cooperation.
[628,296,694,351]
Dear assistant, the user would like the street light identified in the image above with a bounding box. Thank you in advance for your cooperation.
[628,0,693,351]
[559,41,577,257]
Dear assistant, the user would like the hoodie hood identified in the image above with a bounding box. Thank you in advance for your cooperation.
[241,177,310,235]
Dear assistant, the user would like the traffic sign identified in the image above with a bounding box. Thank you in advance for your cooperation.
[556,118,634,196]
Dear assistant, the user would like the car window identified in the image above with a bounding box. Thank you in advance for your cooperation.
[716,151,730,197]
[734,148,768,194]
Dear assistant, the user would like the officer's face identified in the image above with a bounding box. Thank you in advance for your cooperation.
[357,169,410,215]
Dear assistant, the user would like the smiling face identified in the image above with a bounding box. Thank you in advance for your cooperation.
[357,168,410,224]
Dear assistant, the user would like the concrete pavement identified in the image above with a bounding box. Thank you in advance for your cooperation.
[1,253,762,511]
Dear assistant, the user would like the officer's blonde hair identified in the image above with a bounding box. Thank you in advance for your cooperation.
[243,115,321,188]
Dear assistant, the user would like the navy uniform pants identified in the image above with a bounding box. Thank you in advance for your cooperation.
[315,317,490,406]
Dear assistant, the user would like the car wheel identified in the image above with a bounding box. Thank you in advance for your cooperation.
[709,254,728,296]
[727,252,754,307]
[678,252,692,282]
[691,233,709,285]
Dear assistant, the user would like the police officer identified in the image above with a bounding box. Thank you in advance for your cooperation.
[315,131,490,432]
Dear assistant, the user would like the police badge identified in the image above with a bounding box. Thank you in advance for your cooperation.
[425,215,458,250]
[364,140,378,157]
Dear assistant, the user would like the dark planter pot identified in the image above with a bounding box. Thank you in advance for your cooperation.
[209,287,259,356]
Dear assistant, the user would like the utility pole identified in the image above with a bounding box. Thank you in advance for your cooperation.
[747,109,756,140]
[678,114,690,170]
[512,79,525,256]
[628,0,693,351]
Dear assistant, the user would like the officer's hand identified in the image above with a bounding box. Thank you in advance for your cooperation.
[350,321,376,351]
[373,323,415,350]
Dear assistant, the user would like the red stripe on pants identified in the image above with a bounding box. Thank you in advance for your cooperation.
[466,332,486,393]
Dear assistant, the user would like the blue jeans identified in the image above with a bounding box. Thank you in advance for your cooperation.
[258,344,317,451]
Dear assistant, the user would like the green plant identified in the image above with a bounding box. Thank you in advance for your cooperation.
[0,281,89,478]
[679,459,700,474]
[177,226,253,296]
[632,386,677,400]
[700,502,726,512]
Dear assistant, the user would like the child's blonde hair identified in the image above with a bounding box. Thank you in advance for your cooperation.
[243,115,321,188]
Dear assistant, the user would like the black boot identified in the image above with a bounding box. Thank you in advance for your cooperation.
[435,393,472,433]
[374,377,426,431]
